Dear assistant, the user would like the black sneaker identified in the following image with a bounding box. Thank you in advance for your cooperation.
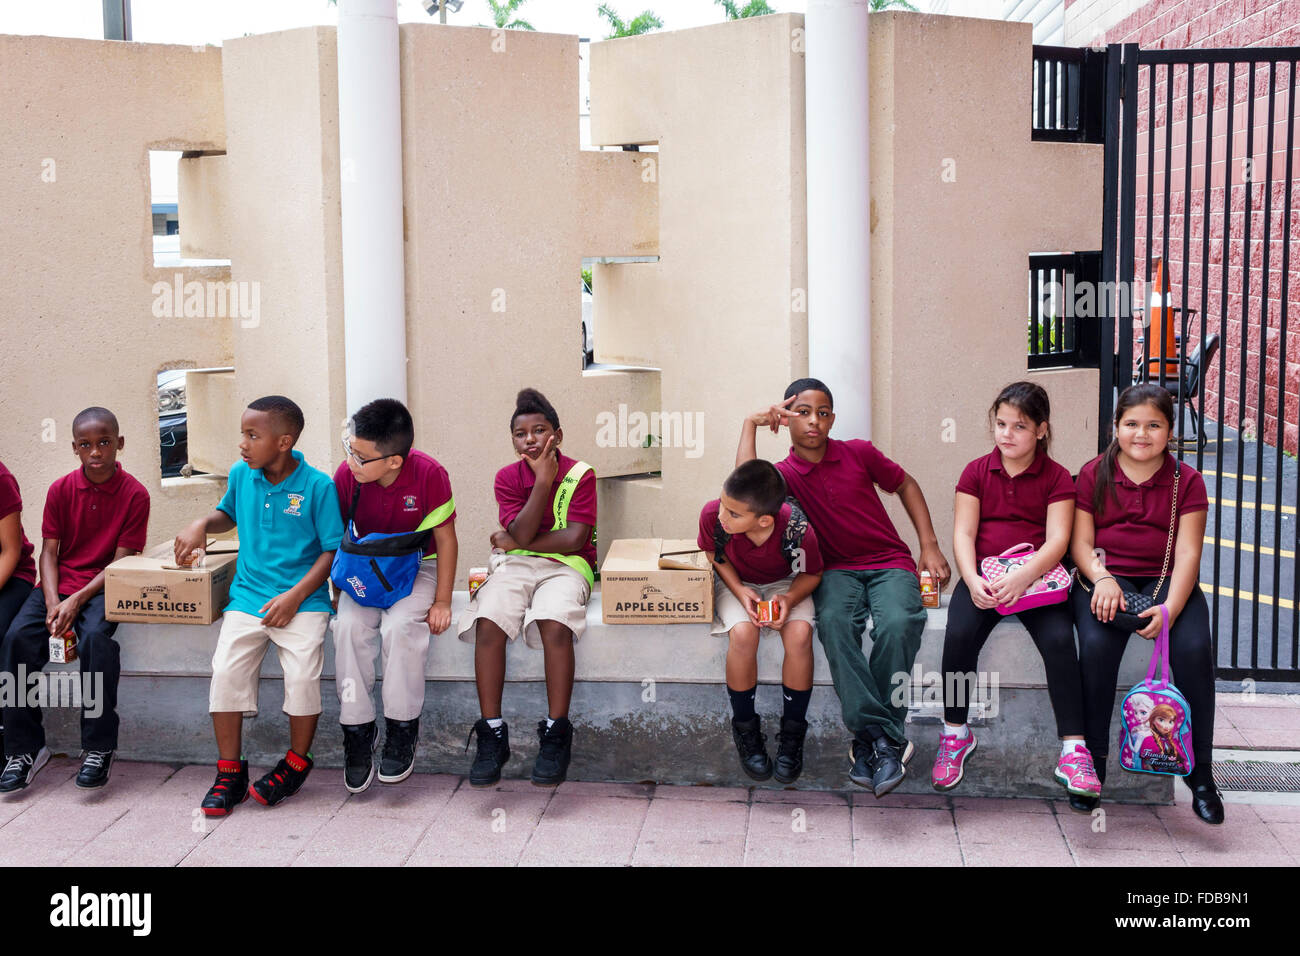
[379,717,419,784]
[731,716,773,782]
[75,750,114,789]
[1068,792,1100,814]
[341,722,377,794]
[773,717,808,784]
[250,750,313,807]
[532,718,574,787]
[0,747,50,794]
[870,735,906,797]
[200,759,249,816]
[468,719,510,787]
[848,734,876,791]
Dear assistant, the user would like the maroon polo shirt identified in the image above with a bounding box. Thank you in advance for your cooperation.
[334,449,456,537]
[1075,453,1208,578]
[41,464,150,593]
[0,460,37,586]
[956,448,1076,559]
[774,438,914,574]
[496,452,597,574]
[697,499,824,586]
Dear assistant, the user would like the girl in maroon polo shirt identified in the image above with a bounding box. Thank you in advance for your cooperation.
[934,382,1097,800]
[1070,384,1221,824]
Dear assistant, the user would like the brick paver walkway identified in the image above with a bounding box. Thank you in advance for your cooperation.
[1,757,1295,866]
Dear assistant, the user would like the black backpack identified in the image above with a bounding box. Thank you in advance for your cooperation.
[713,497,811,572]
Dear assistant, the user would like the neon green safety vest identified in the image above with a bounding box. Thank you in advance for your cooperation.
[507,461,596,586]
[415,496,457,561]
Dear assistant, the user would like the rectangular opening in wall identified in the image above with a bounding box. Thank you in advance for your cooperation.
[582,255,660,371]
[150,149,231,268]
[157,367,234,481]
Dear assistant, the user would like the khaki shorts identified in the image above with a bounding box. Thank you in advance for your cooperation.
[712,575,816,636]
[456,554,591,649]
[209,609,330,717]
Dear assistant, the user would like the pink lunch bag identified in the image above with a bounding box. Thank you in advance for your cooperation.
[978,543,1072,616]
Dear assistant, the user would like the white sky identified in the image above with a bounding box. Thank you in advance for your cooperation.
[0,1,1026,46]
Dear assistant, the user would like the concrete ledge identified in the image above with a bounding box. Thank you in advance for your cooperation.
[36,590,1170,801]
[106,590,1155,687]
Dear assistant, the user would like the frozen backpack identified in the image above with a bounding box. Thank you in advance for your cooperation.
[1118,605,1194,777]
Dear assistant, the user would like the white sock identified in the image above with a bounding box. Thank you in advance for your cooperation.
[486,717,504,731]
[1062,740,1084,756]
[546,717,556,730]
[943,723,970,739]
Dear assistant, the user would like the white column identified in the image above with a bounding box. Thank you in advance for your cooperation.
[337,0,407,410]
[805,0,871,439]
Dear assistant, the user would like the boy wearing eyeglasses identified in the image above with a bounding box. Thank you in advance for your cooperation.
[174,396,344,815]
[331,398,457,793]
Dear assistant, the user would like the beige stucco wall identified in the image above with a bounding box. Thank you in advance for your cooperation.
[178,152,230,259]
[866,13,1102,560]
[0,36,231,549]
[0,14,1103,585]
[587,14,809,551]
[215,27,348,483]
[399,24,661,576]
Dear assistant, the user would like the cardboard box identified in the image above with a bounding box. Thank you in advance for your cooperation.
[600,539,713,624]
[104,539,238,625]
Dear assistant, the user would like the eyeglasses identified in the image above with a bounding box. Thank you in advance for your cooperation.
[342,437,389,467]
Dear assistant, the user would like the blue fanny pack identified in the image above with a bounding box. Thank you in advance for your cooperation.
[330,486,432,609]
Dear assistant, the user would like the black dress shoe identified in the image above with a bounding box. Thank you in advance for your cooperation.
[1068,792,1100,814]
[1189,783,1225,825]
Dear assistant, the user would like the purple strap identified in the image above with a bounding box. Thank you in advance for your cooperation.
[1145,604,1171,690]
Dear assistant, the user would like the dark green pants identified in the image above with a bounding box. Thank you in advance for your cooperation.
[813,567,927,745]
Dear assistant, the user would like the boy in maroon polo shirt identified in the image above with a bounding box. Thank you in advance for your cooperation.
[699,460,823,784]
[0,408,150,793]
[458,389,596,788]
[0,459,39,755]
[737,378,950,797]
[332,398,458,792]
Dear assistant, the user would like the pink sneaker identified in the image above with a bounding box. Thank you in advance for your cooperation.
[1055,746,1102,796]
[930,730,976,791]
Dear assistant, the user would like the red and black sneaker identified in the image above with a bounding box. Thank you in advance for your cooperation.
[250,750,313,807]
[201,759,250,817]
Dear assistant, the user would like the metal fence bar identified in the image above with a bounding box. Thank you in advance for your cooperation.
[1179,62,1194,458]
[1255,60,1276,665]
[1235,62,1256,669]
[1215,61,1235,665]
[1099,45,1123,448]
[1283,61,1299,670]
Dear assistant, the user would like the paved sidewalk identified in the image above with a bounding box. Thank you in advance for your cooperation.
[0,757,1295,867]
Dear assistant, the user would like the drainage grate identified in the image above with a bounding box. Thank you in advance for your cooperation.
[1214,761,1300,793]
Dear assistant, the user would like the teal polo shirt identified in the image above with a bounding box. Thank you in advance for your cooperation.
[217,449,344,616]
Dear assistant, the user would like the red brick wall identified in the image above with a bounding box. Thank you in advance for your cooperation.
[1091,0,1300,453]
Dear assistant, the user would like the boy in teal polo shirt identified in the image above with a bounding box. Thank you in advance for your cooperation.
[174,396,344,815]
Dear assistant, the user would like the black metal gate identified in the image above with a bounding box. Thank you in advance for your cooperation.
[1098,43,1300,682]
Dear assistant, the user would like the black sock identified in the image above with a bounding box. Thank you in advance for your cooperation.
[727,685,757,722]
[782,685,811,724]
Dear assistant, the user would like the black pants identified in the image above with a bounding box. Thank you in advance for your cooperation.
[0,577,34,650]
[1071,578,1215,786]
[1,589,121,755]
[941,579,1084,736]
